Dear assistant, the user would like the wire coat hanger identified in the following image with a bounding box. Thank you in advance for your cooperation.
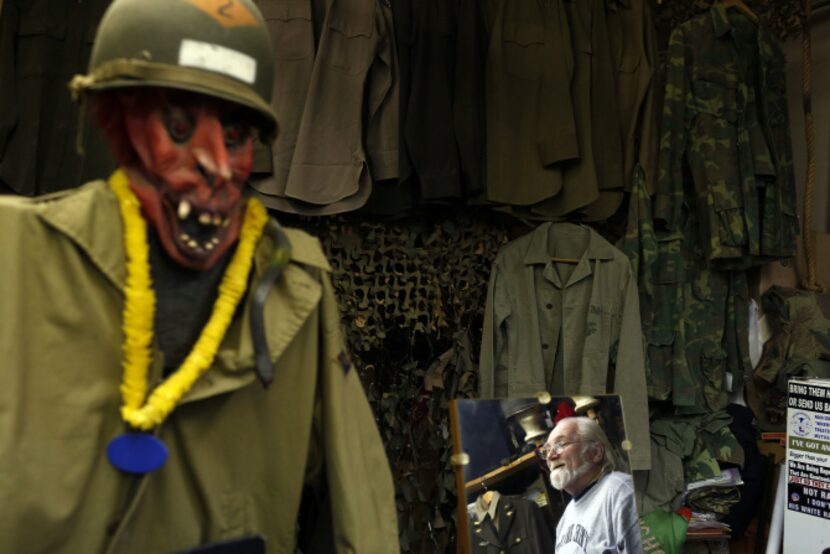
[720,0,760,24]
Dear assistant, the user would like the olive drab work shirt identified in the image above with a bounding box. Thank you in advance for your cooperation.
[0,0,115,195]
[479,222,651,470]
[483,0,577,207]
[655,3,798,267]
[251,0,399,215]
[0,181,398,553]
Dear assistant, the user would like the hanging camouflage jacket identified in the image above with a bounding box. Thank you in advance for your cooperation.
[654,3,798,268]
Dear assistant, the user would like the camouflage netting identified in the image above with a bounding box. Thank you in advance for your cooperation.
[294,212,512,552]
[653,0,807,47]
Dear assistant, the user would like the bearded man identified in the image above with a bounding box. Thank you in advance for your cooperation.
[542,417,642,553]
[0,0,397,552]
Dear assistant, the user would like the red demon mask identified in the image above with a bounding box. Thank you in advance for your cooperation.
[110,88,256,270]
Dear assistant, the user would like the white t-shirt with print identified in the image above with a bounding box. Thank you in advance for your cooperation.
[555,471,642,553]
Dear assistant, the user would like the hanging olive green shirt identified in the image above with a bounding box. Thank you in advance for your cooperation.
[479,222,651,470]
[0,181,398,553]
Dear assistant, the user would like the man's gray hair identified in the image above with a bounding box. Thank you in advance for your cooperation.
[569,416,618,475]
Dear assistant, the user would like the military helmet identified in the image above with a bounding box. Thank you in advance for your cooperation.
[70,0,277,140]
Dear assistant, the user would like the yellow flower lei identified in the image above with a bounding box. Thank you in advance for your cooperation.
[109,169,268,431]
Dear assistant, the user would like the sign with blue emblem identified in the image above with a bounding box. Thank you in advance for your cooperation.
[785,378,830,550]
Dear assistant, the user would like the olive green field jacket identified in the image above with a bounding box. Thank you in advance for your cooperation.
[479,223,651,470]
[0,181,398,553]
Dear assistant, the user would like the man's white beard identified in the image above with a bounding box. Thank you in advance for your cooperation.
[549,461,593,491]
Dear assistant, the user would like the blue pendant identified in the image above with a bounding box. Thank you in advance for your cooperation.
[107,433,168,474]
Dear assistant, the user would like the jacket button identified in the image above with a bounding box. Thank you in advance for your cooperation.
[515,537,522,544]
[542,343,549,350]
[546,303,553,309]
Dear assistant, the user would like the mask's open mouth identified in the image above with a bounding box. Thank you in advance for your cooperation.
[164,197,231,258]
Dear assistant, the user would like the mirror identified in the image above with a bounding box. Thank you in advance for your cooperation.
[449,394,631,553]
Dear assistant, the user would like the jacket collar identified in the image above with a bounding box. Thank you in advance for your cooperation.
[38,180,127,289]
[711,2,734,38]
[523,222,616,267]
[37,179,326,397]
[605,0,631,12]
[470,491,501,524]
[470,495,517,547]
[522,223,617,288]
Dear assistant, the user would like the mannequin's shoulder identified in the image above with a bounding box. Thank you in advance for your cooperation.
[280,226,332,272]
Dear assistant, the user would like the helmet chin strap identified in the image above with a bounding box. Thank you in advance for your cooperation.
[250,218,292,387]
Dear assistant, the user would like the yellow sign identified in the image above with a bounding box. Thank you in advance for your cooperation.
[185,0,258,28]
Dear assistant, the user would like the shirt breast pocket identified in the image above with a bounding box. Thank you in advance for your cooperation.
[501,7,545,80]
[16,17,67,77]
[258,0,313,61]
[692,68,739,123]
[585,304,621,378]
[323,4,374,75]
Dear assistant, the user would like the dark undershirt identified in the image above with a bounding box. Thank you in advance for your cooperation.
[572,473,603,502]
[147,229,237,374]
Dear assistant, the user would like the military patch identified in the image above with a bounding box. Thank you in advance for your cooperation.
[338,350,352,374]
[184,0,258,28]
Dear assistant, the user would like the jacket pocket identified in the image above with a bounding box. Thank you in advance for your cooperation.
[765,61,788,127]
[700,343,727,411]
[17,17,67,77]
[617,53,642,114]
[585,303,621,375]
[692,68,739,123]
[323,3,374,75]
[501,5,545,79]
[258,0,313,60]
[708,186,746,247]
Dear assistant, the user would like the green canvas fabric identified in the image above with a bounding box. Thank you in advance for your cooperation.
[0,181,398,553]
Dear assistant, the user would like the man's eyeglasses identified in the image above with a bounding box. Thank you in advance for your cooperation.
[537,440,588,458]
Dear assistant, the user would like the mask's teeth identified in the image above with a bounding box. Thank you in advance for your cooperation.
[178,200,191,220]
[187,239,198,249]
[198,212,212,225]
[212,214,222,226]
[180,233,190,242]
[221,217,230,228]
[204,242,215,251]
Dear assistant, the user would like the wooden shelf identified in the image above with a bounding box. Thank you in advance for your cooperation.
[464,451,538,495]
[686,528,731,541]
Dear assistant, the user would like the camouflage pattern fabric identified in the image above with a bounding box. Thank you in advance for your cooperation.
[654,3,798,269]
[747,359,830,432]
[624,161,751,411]
[622,164,664,399]
[745,288,830,430]
[685,486,741,516]
[648,236,750,412]
[651,411,744,484]
[755,287,830,383]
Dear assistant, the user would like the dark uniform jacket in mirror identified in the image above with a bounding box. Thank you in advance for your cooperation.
[468,494,555,554]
